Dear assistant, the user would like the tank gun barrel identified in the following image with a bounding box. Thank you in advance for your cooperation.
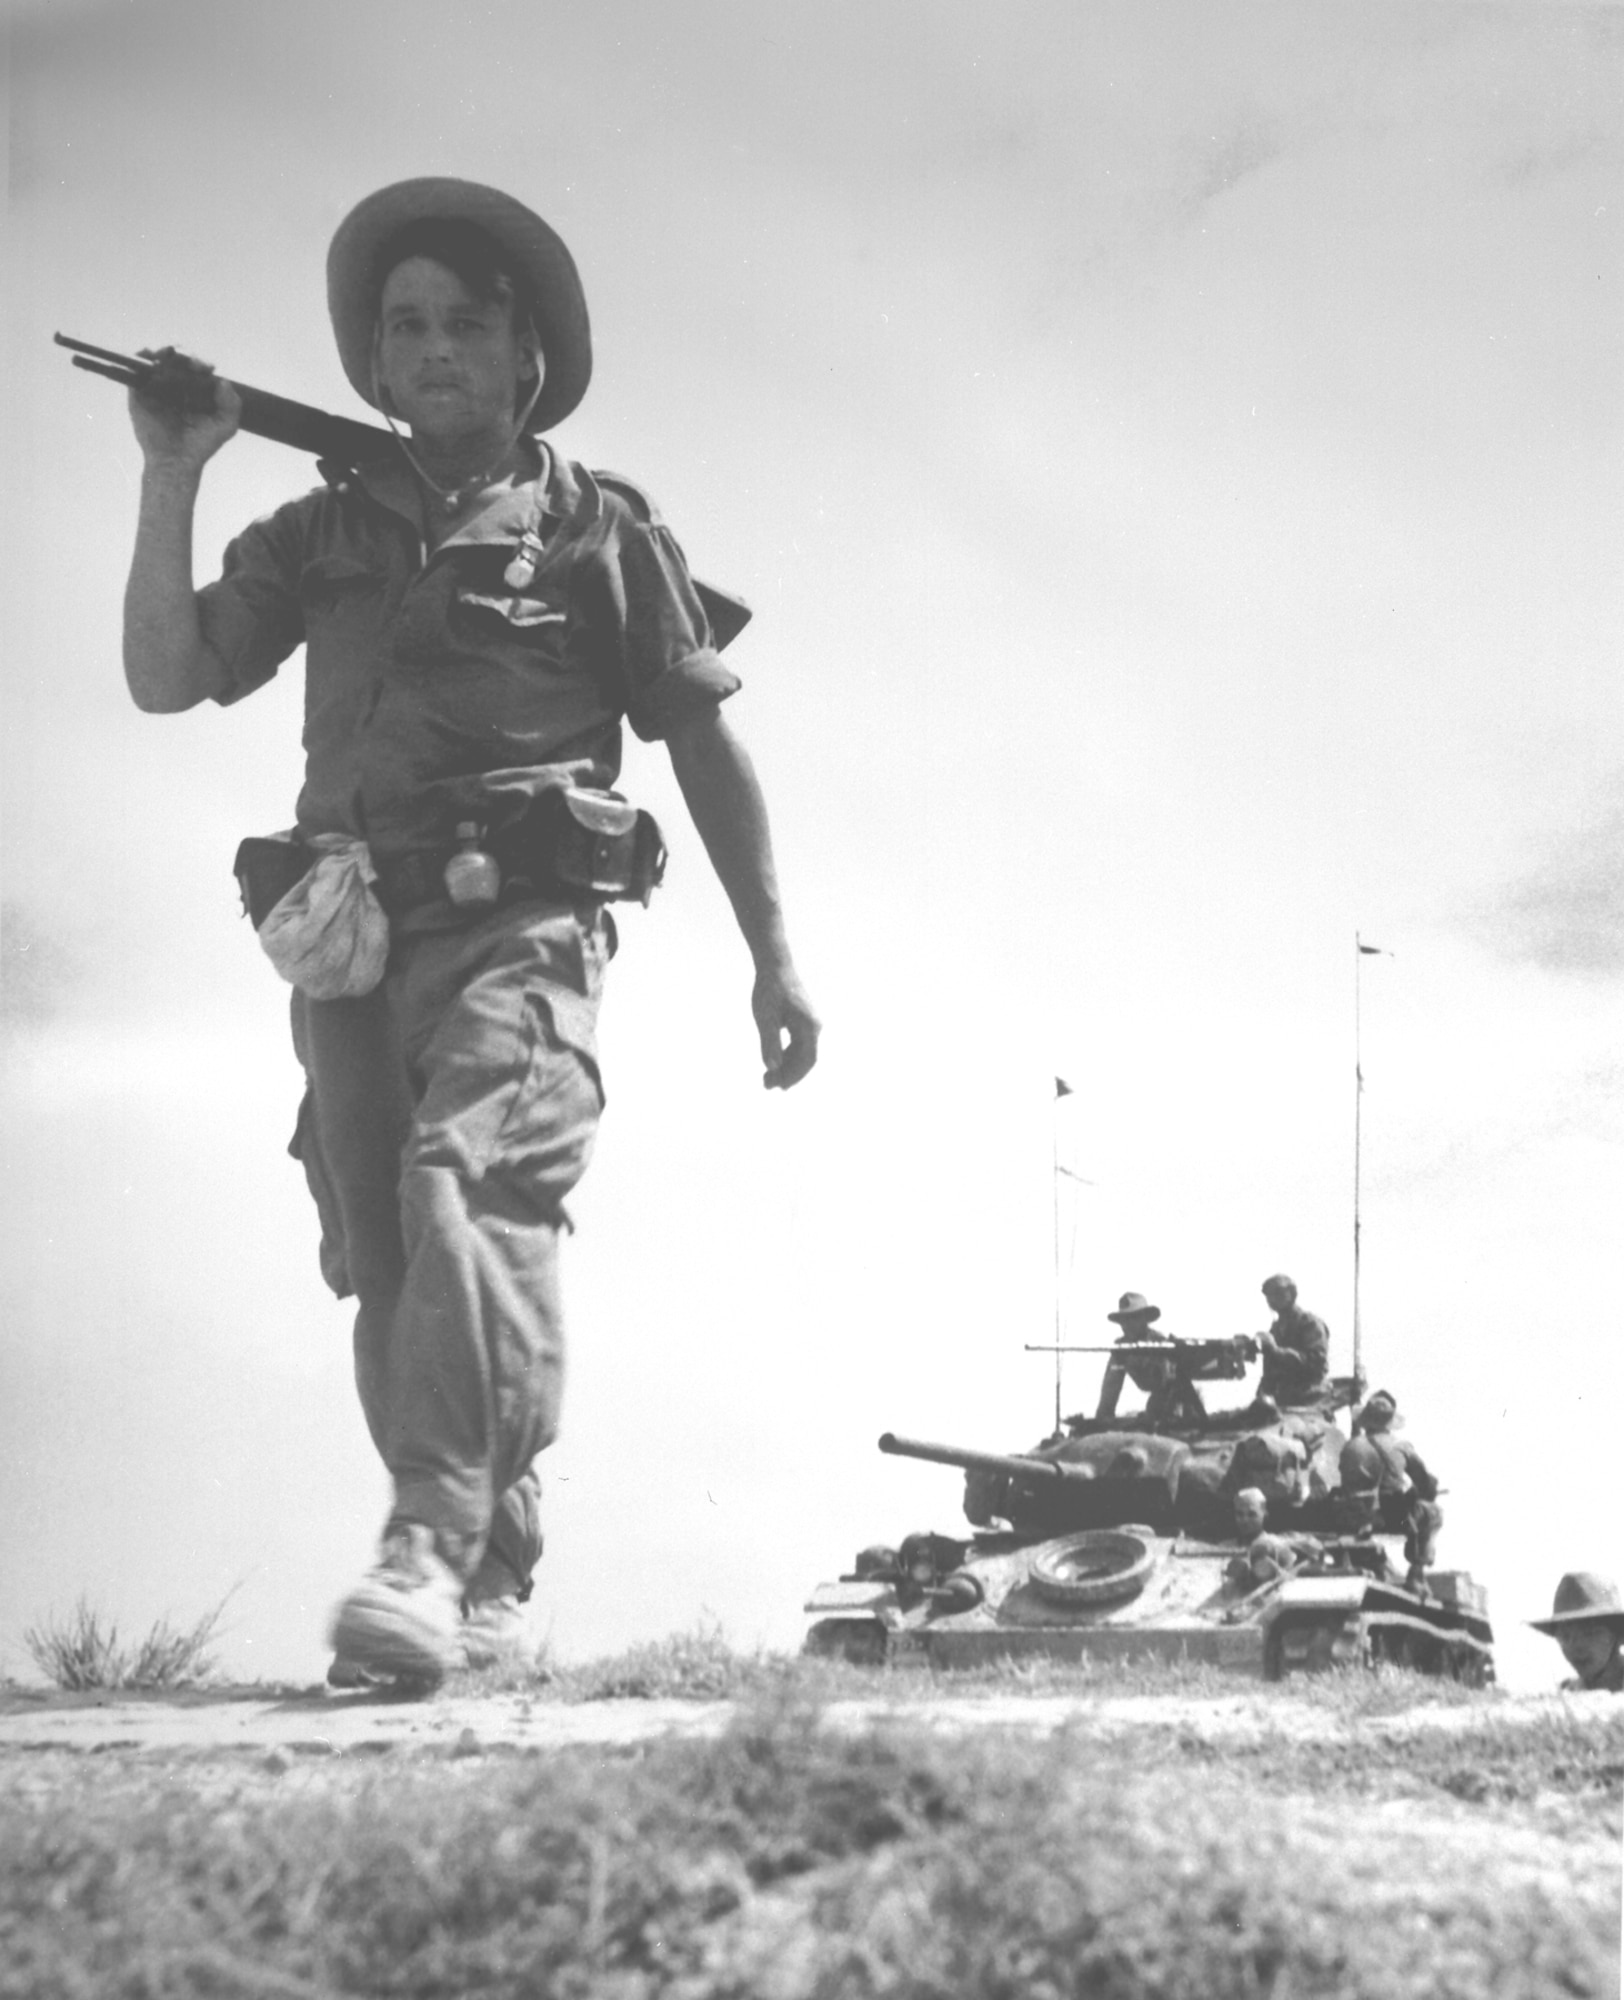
[877,1433,1094,1484]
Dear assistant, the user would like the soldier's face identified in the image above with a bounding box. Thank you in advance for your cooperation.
[1559,1623,1618,1681]
[1234,1500,1266,1538]
[376,257,539,442]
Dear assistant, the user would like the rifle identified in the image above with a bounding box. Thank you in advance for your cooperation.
[54,333,752,650]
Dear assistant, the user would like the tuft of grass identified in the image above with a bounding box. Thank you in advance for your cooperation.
[21,1596,227,1692]
[553,1619,788,1702]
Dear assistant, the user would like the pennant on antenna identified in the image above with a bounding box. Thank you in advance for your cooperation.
[1054,1076,1075,1098]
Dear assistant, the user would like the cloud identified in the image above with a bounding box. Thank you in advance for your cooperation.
[1481,782,1624,975]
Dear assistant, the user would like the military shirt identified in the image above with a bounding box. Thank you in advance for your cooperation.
[1363,1432,1439,1503]
[197,446,739,856]
[1261,1304,1330,1396]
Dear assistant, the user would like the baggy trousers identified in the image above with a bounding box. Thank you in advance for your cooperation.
[290,901,609,1587]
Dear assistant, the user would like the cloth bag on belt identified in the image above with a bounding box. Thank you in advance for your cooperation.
[258,834,390,999]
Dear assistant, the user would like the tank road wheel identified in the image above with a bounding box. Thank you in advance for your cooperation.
[1027,1528,1156,1609]
[803,1619,889,1666]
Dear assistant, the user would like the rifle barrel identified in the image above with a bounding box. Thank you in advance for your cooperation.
[58,330,397,461]
[56,334,148,370]
[70,356,143,388]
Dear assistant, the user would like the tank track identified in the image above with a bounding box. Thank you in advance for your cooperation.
[1267,1604,1494,1684]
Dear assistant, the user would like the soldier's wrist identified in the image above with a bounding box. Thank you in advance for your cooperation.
[140,455,207,498]
[746,919,793,975]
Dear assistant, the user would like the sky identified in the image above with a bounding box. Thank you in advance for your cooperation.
[2,0,1620,1694]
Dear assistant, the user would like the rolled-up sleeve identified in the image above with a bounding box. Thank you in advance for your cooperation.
[195,501,309,706]
[596,509,741,742]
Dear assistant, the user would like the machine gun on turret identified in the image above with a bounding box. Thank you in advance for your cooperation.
[1024,1332,1260,1428]
[1030,1333,1259,1378]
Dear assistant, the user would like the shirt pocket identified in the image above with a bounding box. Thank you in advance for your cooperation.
[448,584,582,681]
[456,588,568,631]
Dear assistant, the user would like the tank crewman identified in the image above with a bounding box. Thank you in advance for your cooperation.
[1224,1486,1323,1590]
[1095,1292,1184,1421]
[1225,1486,1269,1586]
[1255,1274,1330,1404]
[119,178,820,1688]
[1338,1390,1442,1592]
[897,1533,984,1616]
[1224,1426,1311,1515]
[1529,1574,1624,1692]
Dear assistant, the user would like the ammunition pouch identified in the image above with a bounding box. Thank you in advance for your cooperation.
[234,836,315,929]
[516,785,667,906]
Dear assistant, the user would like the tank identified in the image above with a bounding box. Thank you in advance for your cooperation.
[803,1339,1494,1682]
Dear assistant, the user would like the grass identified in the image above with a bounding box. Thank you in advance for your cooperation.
[21,1595,228,1692]
[2,1647,1619,2000]
[455,1624,1509,1714]
[445,1617,791,1704]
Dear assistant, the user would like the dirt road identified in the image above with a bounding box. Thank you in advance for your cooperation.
[1,1679,1616,1756]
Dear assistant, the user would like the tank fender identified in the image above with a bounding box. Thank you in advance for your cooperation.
[804,1579,897,1617]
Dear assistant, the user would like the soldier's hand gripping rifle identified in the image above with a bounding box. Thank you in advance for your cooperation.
[54,333,752,649]
[56,333,396,464]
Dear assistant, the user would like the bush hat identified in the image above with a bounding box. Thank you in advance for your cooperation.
[327,178,591,434]
[1529,1572,1624,1634]
[1107,1292,1161,1324]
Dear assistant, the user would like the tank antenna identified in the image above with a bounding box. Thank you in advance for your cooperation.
[1353,935,1391,1389]
[1052,1078,1070,1431]
[1051,1078,1091,1433]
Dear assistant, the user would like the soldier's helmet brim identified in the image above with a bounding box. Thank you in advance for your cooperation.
[1529,1571,1624,1633]
[327,178,591,434]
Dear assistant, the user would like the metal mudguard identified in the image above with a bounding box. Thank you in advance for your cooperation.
[1267,1575,1372,1614]
[803,1580,896,1617]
